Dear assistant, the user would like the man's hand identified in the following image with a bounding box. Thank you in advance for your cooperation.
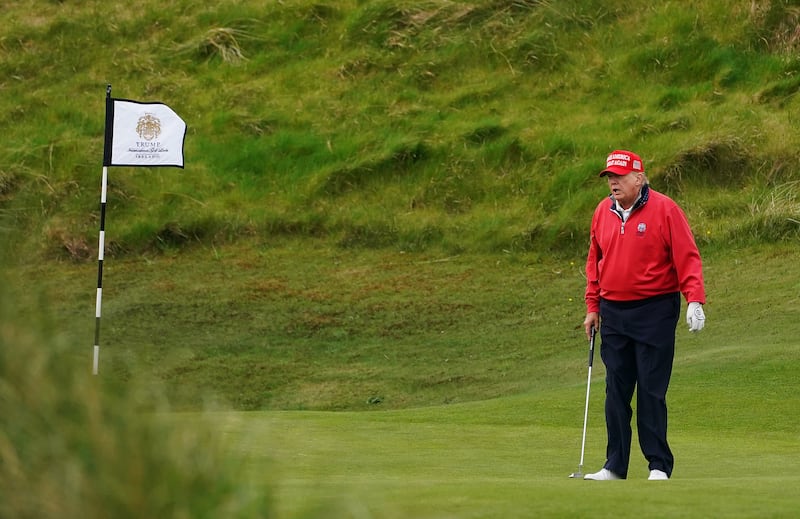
[686,302,705,332]
[583,312,600,339]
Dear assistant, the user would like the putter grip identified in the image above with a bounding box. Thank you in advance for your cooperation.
[588,326,595,367]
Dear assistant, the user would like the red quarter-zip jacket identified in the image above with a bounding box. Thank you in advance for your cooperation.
[585,184,706,313]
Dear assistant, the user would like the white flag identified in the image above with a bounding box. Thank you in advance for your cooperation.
[103,98,187,168]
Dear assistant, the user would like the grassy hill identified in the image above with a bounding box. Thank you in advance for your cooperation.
[2,1,800,517]
[3,0,800,260]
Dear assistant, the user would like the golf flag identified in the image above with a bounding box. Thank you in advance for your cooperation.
[93,86,187,375]
[103,96,187,168]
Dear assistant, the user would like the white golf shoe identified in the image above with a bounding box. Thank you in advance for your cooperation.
[648,469,669,480]
[584,468,621,480]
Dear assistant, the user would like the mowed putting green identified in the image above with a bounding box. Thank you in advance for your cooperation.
[203,408,797,518]
[195,360,799,518]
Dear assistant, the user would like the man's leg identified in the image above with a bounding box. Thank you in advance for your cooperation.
[633,295,679,477]
[599,301,638,479]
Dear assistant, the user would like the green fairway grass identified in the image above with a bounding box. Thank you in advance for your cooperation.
[6,242,799,518]
[201,395,799,518]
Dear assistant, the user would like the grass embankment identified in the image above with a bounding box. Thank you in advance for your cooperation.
[14,241,800,416]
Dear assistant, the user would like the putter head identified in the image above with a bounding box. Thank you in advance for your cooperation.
[568,467,583,478]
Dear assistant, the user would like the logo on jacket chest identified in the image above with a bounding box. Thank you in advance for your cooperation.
[636,222,647,236]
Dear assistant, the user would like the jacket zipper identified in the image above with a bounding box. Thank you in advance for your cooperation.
[610,207,626,234]
[609,184,649,236]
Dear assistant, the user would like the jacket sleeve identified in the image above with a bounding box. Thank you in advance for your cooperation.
[585,215,602,313]
[667,205,706,304]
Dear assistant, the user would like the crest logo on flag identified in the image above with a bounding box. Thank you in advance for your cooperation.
[136,114,162,141]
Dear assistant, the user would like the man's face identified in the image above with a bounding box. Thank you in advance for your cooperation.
[605,172,643,208]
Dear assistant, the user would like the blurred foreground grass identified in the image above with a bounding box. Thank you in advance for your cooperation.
[0,274,272,518]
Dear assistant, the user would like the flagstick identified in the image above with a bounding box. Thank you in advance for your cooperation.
[94,83,186,373]
[93,165,108,375]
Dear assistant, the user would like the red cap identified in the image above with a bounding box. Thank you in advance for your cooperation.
[600,150,644,177]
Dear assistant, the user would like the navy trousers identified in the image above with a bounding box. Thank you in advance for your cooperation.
[599,293,680,478]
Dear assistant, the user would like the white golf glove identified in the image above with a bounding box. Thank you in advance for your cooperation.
[686,302,705,332]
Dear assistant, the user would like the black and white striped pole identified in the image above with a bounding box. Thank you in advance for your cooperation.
[93,85,112,375]
[92,165,107,375]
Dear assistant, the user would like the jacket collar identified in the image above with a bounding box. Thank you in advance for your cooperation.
[608,183,649,217]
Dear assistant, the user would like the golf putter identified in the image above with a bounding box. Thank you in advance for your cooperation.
[569,325,596,479]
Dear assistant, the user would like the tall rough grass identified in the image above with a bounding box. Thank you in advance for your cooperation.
[0,264,272,518]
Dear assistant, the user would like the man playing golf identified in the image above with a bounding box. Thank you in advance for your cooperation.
[582,150,706,481]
